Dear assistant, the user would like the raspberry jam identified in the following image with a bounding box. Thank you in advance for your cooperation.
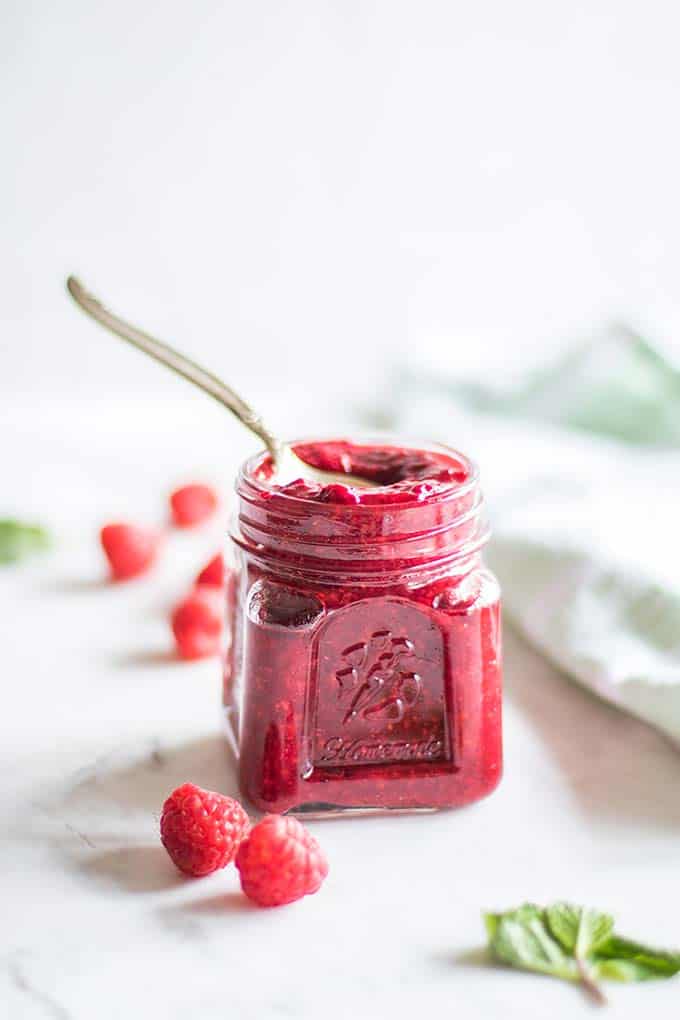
[224,438,502,814]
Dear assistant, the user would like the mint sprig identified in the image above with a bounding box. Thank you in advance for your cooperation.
[484,902,680,1005]
[0,519,51,564]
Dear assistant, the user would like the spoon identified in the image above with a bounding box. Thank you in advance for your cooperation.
[66,276,372,489]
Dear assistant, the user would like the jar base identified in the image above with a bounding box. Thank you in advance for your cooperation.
[283,801,440,818]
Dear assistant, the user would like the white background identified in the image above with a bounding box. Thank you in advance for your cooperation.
[3,4,680,1019]
[4,0,680,410]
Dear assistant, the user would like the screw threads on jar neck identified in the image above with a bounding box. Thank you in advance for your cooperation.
[232,440,490,587]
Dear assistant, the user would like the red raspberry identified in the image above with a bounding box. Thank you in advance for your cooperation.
[171,585,223,659]
[170,484,218,527]
[160,782,249,876]
[100,522,161,580]
[235,815,328,907]
[195,553,224,587]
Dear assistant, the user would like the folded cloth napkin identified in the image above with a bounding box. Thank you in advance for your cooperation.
[388,329,680,744]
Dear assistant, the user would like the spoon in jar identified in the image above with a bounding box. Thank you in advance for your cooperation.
[66,276,373,489]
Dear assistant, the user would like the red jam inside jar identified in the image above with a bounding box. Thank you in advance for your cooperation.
[224,438,502,814]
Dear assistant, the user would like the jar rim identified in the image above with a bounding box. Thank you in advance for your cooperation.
[233,435,488,584]
[236,433,480,509]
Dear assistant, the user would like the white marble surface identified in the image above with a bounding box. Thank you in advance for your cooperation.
[2,397,680,1020]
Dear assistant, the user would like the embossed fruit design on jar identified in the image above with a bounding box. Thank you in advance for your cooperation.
[223,438,502,814]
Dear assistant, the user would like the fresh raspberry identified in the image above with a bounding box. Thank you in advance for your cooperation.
[170,484,218,527]
[160,782,249,876]
[171,585,223,659]
[100,523,161,580]
[235,815,328,907]
[318,483,361,505]
[195,553,224,587]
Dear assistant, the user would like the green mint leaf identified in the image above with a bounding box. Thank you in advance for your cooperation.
[594,935,680,980]
[0,519,51,564]
[484,905,578,983]
[594,958,670,983]
[546,902,614,958]
[484,903,680,1004]
[484,902,541,942]
[543,903,613,1003]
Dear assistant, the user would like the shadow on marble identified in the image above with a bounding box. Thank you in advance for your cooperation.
[81,845,185,893]
[504,622,680,829]
[52,736,241,893]
[453,947,491,969]
[428,947,492,978]
[39,735,240,863]
[59,734,241,817]
[161,890,259,917]
[39,575,109,594]
[114,648,180,668]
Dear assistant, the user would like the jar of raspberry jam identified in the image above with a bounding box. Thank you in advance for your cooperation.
[223,438,502,815]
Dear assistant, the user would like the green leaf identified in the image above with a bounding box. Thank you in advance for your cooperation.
[484,902,540,944]
[484,905,578,982]
[595,935,680,980]
[546,902,614,957]
[594,958,669,983]
[0,519,51,564]
[484,902,680,1003]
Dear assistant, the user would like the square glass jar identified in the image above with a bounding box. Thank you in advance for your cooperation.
[223,438,502,815]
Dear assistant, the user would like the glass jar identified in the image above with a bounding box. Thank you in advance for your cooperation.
[223,438,502,814]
